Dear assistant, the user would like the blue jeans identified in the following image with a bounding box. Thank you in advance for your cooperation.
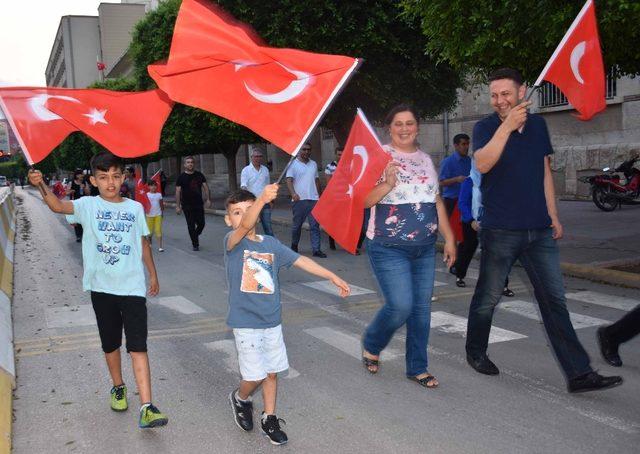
[466,228,592,379]
[259,205,273,236]
[291,200,321,252]
[363,241,436,377]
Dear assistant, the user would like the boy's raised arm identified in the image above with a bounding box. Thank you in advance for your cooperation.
[226,184,279,251]
[28,169,74,215]
[293,256,350,297]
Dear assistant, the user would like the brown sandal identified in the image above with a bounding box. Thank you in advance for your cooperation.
[408,373,439,388]
[362,354,379,374]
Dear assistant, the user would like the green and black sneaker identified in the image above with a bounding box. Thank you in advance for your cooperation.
[139,403,168,429]
[110,384,128,412]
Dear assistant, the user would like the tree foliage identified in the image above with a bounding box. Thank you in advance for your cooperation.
[401,0,640,82]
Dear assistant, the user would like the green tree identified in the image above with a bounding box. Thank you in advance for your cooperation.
[218,0,461,143]
[401,0,640,82]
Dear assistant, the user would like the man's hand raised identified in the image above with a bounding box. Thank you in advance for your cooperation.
[502,101,531,132]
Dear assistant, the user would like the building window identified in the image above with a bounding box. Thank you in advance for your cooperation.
[538,67,617,108]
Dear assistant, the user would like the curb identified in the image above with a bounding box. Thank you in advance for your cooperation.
[0,188,16,454]
[167,201,640,288]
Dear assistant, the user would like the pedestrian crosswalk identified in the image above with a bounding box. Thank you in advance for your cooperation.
[498,300,610,329]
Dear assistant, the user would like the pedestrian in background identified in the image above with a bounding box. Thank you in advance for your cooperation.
[69,169,86,242]
[361,104,456,388]
[175,156,211,251]
[439,133,471,216]
[240,147,273,236]
[145,180,164,252]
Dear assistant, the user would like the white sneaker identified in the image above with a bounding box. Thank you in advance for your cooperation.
[158,248,164,252]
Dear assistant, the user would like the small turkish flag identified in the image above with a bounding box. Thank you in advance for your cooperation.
[0,88,79,164]
[97,62,106,71]
[312,109,391,254]
[46,89,173,157]
[535,0,605,120]
[150,170,162,190]
[148,0,359,154]
[134,168,151,213]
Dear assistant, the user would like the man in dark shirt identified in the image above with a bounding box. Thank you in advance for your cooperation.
[175,156,211,251]
[465,68,622,393]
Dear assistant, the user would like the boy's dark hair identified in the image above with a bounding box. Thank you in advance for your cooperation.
[148,180,158,187]
[488,67,524,86]
[225,189,256,209]
[90,151,125,174]
[384,103,420,126]
[453,133,470,145]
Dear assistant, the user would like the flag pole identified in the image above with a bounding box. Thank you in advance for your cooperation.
[274,57,364,185]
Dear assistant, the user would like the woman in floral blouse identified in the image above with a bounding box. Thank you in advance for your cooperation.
[361,104,456,388]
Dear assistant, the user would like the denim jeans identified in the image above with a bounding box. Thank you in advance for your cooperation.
[363,240,436,377]
[291,200,321,252]
[259,205,274,236]
[465,228,592,380]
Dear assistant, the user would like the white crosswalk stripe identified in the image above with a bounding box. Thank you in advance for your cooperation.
[204,339,300,379]
[301,280,375,296]
[45,305,96,328]
[304,326,401,360]
[431,311,527,343]
[499,300,609,329]
[437,267,479,280]
[566,291,638,312]
[151,295,206,314]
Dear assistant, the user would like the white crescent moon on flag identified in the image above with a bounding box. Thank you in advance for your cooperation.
[347,145,369,196]
[570,41,586,85]
[28,94,80,121]
[234,61,311,104]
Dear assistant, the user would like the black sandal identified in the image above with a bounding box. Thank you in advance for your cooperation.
[408,374,439,388]
[362,355,379,374]
[502,288,515,297]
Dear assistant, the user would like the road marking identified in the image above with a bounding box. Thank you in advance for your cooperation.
[565,291,638,312]
[304,326,401,360]
[301,280,375,296]
[150,295,206,314]
[434,280,447,287]
[437,267,479,280]
[499,300,609,329]
[431,311,527,343]
[44,305,96,328]
[204,339,299,379]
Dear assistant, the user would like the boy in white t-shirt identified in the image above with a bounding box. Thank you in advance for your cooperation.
[145,180,164,252]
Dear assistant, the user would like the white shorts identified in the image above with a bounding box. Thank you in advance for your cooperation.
[233,324,289,381]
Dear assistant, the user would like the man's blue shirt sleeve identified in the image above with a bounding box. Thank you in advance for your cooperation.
[457,177,473,222]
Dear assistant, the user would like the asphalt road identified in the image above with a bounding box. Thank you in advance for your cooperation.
[11,187,640,453]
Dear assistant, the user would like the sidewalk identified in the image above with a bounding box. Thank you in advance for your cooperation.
[166,195,640,288]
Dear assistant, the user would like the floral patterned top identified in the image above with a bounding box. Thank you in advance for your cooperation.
[366,145,439,245]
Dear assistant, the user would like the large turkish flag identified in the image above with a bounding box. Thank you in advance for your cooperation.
[312,109,391,254]
[148,0,359,154]
[0,88,78,164]
[535,0,605,120]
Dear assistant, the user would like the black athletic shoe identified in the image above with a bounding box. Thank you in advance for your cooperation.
[456,278,466,288]
[261,413,288,445]
[312,250,327,258]
[192,245,199,251]
[597,327,622,367]
[229,389,253,432]
[567,371,623,393]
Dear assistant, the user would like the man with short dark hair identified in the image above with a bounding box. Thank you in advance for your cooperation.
[175,156,210,251]
[439,134,471,216]
[240,147,273,236]
[465,68,622,393]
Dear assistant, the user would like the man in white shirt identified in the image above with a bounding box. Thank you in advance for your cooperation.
[240,148,273,236]
[285,143,326,257]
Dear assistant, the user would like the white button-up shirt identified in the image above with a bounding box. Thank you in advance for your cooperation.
[240,164,270,197]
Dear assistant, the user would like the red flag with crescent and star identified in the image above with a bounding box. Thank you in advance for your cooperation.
[0,87,173,164]
[312,109,391,254]
[533,0,605,120]
[147,0,360,155]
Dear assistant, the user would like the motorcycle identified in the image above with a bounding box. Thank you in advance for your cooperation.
[579,155,640,211]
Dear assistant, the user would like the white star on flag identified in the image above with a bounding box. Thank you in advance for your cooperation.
[83,108,108,125]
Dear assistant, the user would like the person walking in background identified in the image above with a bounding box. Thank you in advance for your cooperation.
[145,180,164,252]
[69,169,86,242]
[324,146,343,251]
[175,156,211,251]
[240,147,273,236]
[122,166,137,200]
[285,143,326,257]
[361,104,456,388]
[464,68,621,393]
[439,134,471,216]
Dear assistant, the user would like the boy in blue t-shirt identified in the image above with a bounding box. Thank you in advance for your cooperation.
[28,151,168,429]
[224,185,350,445]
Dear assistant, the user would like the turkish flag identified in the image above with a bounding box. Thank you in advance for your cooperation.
[46,89,173,157]
[535,0,605,120]
[0,88,78,164]
[148,0,359,154]
[134,168,151,213]
[150,170,162,190]
[312,109,391,254]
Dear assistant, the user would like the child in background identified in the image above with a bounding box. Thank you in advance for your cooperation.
[146,180,164,252]
[224,185,350,445]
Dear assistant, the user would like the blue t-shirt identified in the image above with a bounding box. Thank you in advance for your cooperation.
[473,113,553,230]
[66,196,150,297]
[224,233,300,329]
[439,151,471,199]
